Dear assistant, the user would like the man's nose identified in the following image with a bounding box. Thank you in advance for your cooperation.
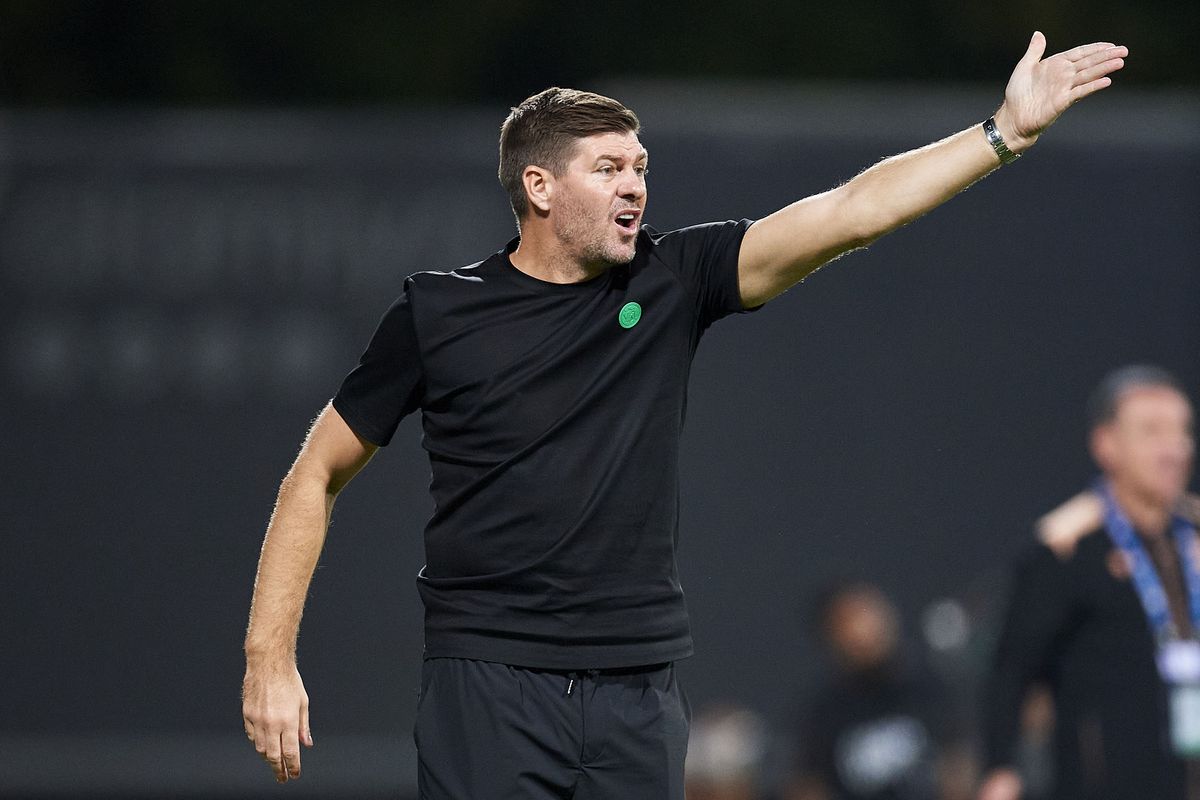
[618,170,646,200]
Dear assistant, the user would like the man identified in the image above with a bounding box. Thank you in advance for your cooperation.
[789,583,972,800]
[243,33,1127,799]
[979,366,1199,800]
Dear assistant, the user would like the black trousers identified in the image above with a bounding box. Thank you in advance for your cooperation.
[413,657,691,799]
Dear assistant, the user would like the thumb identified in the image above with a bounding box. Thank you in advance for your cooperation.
[1019,31,1047,67]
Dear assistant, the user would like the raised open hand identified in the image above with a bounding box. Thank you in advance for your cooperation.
[995,32,1127,150]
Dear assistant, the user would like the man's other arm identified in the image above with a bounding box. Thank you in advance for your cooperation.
[737,32,1126,308]
[976,542,1081,800]
[241,402,377,783]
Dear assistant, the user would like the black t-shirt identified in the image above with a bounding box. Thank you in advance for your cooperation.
[797,661,958,800]
[332,220,755,669]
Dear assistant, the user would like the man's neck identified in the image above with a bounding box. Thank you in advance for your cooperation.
[1110,479,1174,538]
[510,228,605,285]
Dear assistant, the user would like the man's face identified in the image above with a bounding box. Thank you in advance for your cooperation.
[826,588,899,672]
[1094,386,1194,507]
[551,131,648,268]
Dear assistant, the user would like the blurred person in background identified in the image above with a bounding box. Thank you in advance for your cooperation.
[979,365,1199,800]
[240,33,1128,799]
[687,704,771,800]
[787,583,974,800]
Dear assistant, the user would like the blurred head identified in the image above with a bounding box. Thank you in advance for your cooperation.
[685,704,767,800]
[817,583,900,672]
[1088,365,1193,509]
[499,88,647,266]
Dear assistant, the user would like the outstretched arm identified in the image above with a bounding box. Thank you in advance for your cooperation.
[737,32,1127,307]
[242,403,377,783]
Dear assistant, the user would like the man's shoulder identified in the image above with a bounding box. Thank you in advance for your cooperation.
[636,220,754,292]
[1035,490,1200,560]
[640,219,752,248]
[405,254,496,290]
[395,252,514,314]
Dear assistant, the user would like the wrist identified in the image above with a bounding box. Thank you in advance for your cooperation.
[991,105,1038,155]
[244,639,296,664]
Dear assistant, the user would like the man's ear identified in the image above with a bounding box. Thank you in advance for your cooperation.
[523,166,553,214]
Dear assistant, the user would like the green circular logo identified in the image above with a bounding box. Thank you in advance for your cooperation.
[618,301,642,329]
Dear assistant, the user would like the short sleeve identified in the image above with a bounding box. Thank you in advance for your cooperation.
[649,218,757,330]
[331,288,424,447]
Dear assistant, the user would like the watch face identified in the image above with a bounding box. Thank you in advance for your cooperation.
[984,118,1018,164]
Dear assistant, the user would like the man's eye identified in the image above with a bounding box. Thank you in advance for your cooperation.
[598,166,615,175]
[635,166,649,177]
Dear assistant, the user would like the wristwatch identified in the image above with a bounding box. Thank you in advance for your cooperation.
[983,117,1020,165]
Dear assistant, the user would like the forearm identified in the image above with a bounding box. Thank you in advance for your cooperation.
[839,108,1029,247]
[739,35,1124,307]
[738,109,1030,305]
[244,404,376,665]
[244,469,335,663]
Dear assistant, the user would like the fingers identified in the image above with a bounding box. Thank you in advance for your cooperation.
[1061,41,1118,63]
[242,668,311,783]
[252,726,287,782]
[281,728,303,782]
[1073,45,1128,71]
[1063,46,1124,100]
[277,698,312,782]
[259,731,303,783]
[1073,56,1125,88]
[1070,76,1114,104]
[247,713,302,782]
[255,728,303,782]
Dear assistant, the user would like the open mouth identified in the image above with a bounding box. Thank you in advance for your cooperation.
[614,211,640,231]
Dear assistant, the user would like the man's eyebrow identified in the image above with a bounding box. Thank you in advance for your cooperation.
[595,150,650,164]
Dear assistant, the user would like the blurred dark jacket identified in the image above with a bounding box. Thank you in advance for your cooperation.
[983,492,1200,799]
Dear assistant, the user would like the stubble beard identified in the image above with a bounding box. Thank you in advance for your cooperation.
[554,194,637,269]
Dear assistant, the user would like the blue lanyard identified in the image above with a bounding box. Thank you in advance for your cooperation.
[1097,478,1200,642]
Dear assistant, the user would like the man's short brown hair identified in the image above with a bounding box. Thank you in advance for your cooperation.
[498,87,640,223]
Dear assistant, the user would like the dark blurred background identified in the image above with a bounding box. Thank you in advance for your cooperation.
[2,0,1198,104]
[1,2,1197,797]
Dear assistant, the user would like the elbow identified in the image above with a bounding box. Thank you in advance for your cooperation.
[326,474,352,499]
[280,462,341,504]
